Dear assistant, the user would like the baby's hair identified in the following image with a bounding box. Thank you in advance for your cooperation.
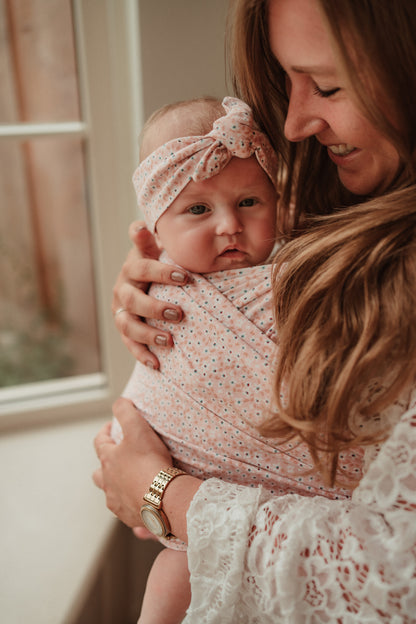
[139,96,226,160]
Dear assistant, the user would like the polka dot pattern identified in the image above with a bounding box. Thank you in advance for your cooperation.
[123,263,363,501]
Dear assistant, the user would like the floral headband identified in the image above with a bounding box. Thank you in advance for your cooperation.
[133,96,278,233]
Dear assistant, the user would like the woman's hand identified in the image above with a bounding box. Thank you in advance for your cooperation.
[93,398,172,528]
[93,398,202,542]
[113,221,189,369]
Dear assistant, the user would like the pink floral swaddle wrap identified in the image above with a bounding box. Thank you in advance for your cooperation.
[121,265,363,500]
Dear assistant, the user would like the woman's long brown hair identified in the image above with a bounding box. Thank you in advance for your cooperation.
[227,0,416,484]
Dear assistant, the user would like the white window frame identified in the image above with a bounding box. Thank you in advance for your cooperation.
[0,0,143,430]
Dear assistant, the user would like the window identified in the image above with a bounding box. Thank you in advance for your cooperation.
[0,0,142,428]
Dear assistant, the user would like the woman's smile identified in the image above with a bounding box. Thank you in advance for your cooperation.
[327,143,356,157]
[268,0,400,196]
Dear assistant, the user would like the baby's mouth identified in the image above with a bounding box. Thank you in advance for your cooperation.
[220,247,245,258]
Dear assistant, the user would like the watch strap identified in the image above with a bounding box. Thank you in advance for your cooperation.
[143,466,187,509]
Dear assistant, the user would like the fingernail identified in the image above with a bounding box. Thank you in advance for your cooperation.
[163,308,180,321]
[145,360,155,369]
[171,270,186,283]
[155,335,168,346]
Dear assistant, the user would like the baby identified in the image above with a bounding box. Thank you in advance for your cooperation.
[115,96,362,623]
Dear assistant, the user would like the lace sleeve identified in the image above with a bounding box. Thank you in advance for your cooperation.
[184,405,416,623]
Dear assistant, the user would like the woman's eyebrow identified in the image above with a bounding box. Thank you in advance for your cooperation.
[291,64,337,77]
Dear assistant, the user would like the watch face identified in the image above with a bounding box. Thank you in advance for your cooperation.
[141,505,166,538]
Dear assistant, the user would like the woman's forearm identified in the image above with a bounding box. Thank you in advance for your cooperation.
[163,474,203,543]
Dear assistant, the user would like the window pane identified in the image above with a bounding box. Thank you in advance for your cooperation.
[0,0,80,123]
[0,136,100,387]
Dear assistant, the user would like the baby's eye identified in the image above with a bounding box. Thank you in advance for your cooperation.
[188,204,209,215]
[239,198,256,207]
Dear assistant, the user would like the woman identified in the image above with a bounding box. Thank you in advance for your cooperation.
[94,0,416,620]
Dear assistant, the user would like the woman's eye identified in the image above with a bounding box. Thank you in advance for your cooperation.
[188,204,208,215]
[312,85,340,98]
[239,198,256,207]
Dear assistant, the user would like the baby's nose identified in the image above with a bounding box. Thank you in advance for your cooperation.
[215,211,243,235]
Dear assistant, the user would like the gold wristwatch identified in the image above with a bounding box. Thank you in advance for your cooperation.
[140,467,187,539]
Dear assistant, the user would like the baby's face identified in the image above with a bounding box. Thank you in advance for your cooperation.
[155,156,278,273]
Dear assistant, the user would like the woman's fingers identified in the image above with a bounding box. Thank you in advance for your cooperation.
[111,221,188,363]
[116,283,184,325]
[129,221,161,259]
[122,256,188,296]
[93,421,113,455]
[121,334,161,370]
[112,252,188,365]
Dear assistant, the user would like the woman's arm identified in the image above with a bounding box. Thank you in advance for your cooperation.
[93,398,201,541]
[183,404,416,623]
[113,221,188,368]
[94,400,416,620]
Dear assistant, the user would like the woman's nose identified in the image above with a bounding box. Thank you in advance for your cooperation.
[284,88,328,142]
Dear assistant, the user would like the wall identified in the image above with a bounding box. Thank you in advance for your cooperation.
[138,0,229,119]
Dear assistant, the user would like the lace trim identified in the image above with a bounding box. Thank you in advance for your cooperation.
[184,405,416,623]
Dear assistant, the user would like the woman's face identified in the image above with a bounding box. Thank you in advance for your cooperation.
[268,0,400,196]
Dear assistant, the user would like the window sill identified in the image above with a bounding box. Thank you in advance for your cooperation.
[0,415,117,624]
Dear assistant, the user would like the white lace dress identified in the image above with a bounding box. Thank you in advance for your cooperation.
[183,387,416,623]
